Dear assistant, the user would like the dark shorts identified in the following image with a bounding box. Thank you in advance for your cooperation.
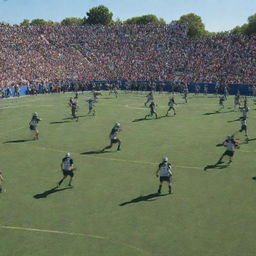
[62,170,74,177]
[111,138,120,144]
[30,125,37,131]
[223,150,234,157]
[160,176,172,182]
[240,125,247,132]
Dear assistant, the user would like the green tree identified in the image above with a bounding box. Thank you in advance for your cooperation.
[173,13,207,37]
[230,25,242,34]
[61,17,83,26]
[246,13,256,35]
[20,19,30,25]
[125,14,165,24]
[30,19,48,25]
[85,5,113,25]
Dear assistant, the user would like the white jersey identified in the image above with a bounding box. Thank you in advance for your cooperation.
[62,157,73,171]
[159,162,172,177]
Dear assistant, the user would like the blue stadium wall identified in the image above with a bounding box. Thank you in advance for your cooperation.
[1,82,252,97]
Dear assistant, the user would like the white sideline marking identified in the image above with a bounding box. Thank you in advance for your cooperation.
[0,225,105,239]
[0,225,151,255]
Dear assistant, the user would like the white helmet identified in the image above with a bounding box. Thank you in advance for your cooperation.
[33,112,38,116]
[115,122,120,127]
[65,153,71,157]
[163,157,168,162]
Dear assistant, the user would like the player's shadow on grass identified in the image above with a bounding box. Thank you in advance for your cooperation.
[240,137,256,145]
[227,118,241,123]
[3,139,33,143]
[50,121,72,124]
[204,163,229,171]
[132,118,148,122]
[62,115,89,120]
[132,116,168,122]
[33,186,72,199]
[81,150,113,155]
[203,110,233,115]
[119,193,168,206]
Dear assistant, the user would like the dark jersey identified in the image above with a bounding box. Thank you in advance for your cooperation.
[149,102,156,112]
[30,117,40,127]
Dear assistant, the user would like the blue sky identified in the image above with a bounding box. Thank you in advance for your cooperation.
[0,0,255,32]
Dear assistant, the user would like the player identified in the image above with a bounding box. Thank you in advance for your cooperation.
[113,86,118,98]
[239,117,248,139]
[87,98,96,116]
[234,94,240,111]
[216,135,239,164]
[223,86,228,100]
[184,87,188,103]
[102,122,122,152]
[0,171,5,193]
[70,100,79,121]
[145,101,158,119]
[218,96,225,112]
[166,96,176,116]
[29,112,41,140]
[93,91,102,102]
[57,153,76,187]
[241,107,249,120]
[156,157,173,194]
[194,85,200,95]
[144,91,154,106]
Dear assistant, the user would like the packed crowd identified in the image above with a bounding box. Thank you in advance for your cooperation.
[0,23,255,88]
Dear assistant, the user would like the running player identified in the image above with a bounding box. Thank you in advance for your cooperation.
[57,153,76,187]
[239,117,248,139]
[241,107,248,120]
[156,157,173,194]
[166,96,176,116]
[234,94,240,111]
[29,112,41,140]
[218,96,225,112]
[216,135,239,164]
[144,91,154,106]
[70,100,79,121]
[87,98,96,116]
[145,101,158,119]
[102,123,122,152]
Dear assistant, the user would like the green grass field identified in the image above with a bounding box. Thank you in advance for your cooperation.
[0,92,256,256]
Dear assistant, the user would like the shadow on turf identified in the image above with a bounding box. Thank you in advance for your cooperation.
[50,120,73,124]
[3,139,33,143]
[204,162,230,171]
[227,118,241,123]
[119,193,168,206]
[81,150,114,155]
[33,186,72,199]
[63,115,89,120]
[203,110,233,115]
[132,116,170,122]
